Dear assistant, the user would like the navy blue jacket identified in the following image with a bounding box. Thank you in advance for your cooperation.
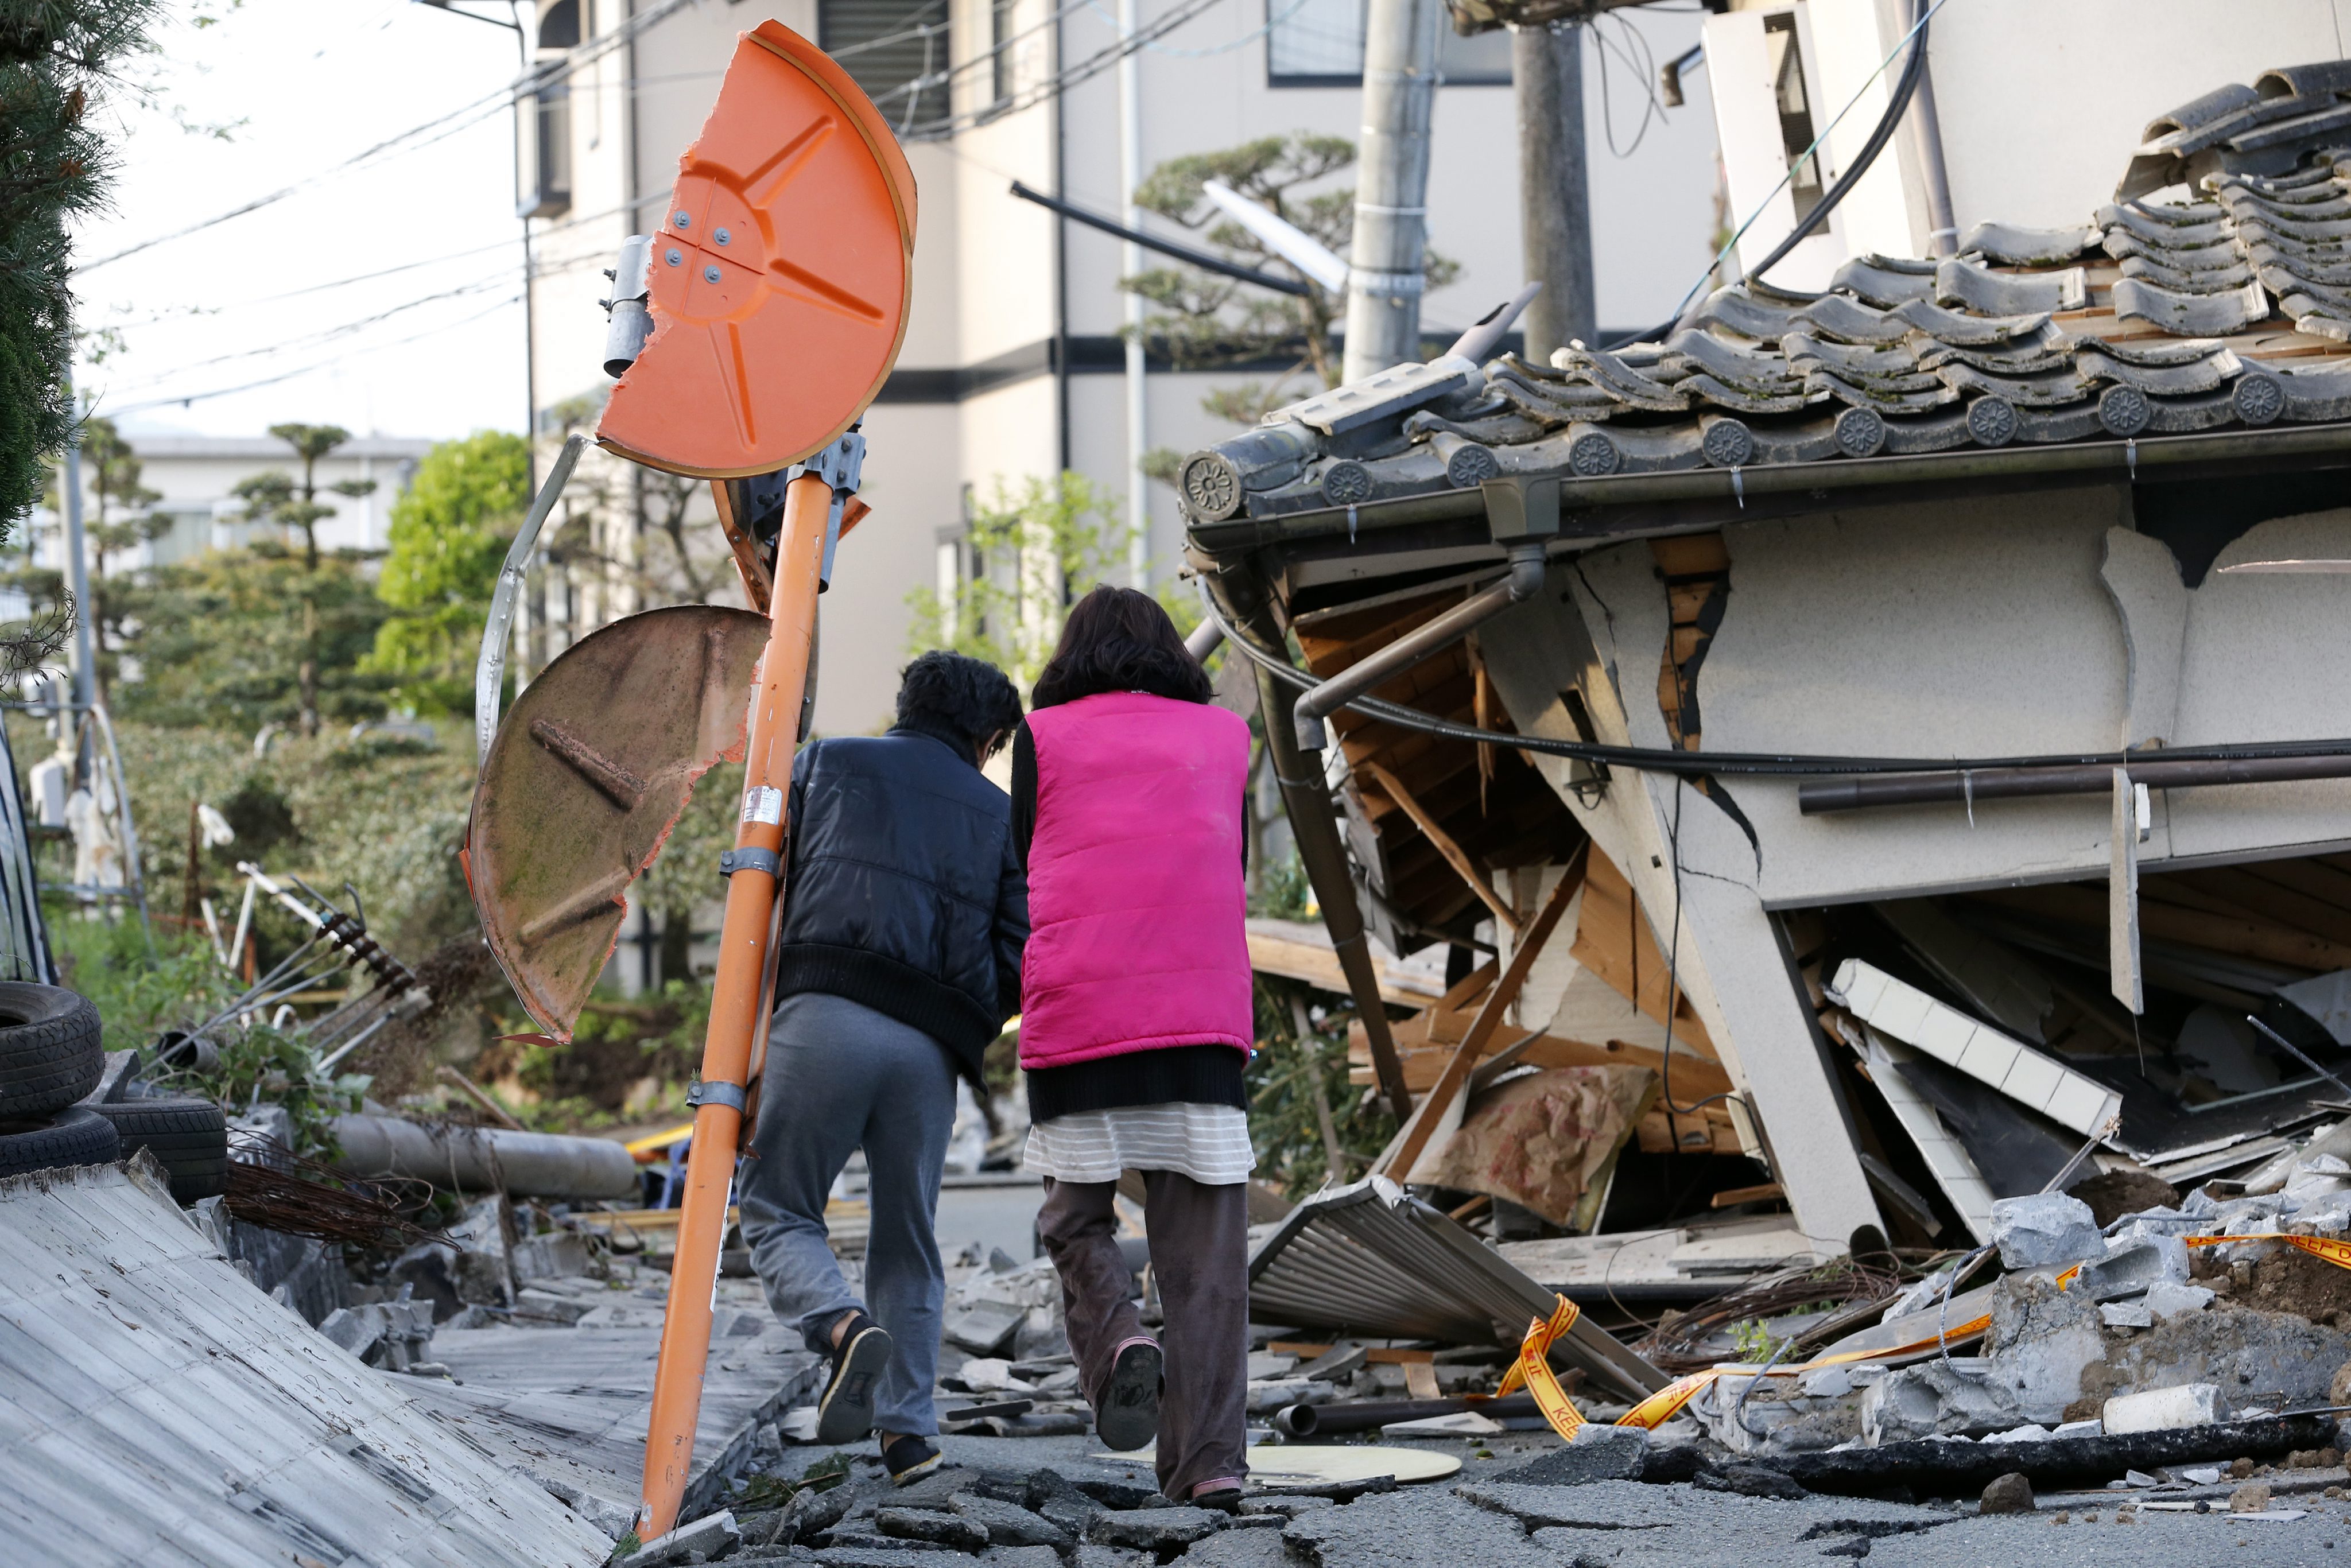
[774,722,1029,1084]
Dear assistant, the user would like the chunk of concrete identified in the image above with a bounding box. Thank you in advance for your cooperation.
[2101,1299,2152,1329]
[2144,1280,2214,1321]
[1991,1193,2102,1270]
[876,1508,990,1551]
[949,1496,1070,1550]
[2102,1383,2222,1434]
[1085,1507,1224,1550]
[1985,1271,2108,1423]
[2074,1236,2188,1302]
[619,1509,740,1567]
[2230,1479,2274,1513]
[1862,1360,2028,1444]
[1489,1423,1648,1485]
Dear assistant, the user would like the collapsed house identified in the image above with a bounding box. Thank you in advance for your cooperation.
[1188,61,2351,1271]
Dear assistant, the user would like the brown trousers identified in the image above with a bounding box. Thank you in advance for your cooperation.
[1036,1170,1250,1499]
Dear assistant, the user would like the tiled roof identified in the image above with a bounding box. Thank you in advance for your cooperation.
[1177,63,2351,526]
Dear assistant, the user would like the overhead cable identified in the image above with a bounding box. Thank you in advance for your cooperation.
[1194,584,2351,779]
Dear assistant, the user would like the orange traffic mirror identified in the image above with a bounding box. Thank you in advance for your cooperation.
[598,22,917,479]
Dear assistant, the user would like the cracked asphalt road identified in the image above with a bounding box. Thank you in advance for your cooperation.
[748,1430,2351,1567]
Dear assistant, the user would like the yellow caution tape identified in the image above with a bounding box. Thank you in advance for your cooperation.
[1498,1295,1586,1439]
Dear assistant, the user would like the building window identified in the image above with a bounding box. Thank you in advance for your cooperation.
[991,0,1017,106]
[1267,0,1511,88]
[517,59,572,218]
[537,0,580,49]
[1763,12,1823,224]
[820,0,951,131]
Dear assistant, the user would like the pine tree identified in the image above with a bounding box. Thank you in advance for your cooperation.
[0,2,160,535]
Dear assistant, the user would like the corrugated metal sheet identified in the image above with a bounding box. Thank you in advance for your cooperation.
[0,1159,608,1568]
[1246,1175,1667,1403]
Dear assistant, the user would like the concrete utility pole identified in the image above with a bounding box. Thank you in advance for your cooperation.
[1119,0,1149,587]
[57,367,96,712]
[1342,0,1442,382]
[1514,21,1595,364]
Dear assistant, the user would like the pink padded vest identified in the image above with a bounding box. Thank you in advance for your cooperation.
[1018,692,1254,1071]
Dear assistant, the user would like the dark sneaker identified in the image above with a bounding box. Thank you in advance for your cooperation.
[816,1311,891,1445]
[881,1434,941,1485]
[1093,1338,1162,1452]
[1190,1484,1245,1512]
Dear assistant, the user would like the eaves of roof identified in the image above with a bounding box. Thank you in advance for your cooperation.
[1186,417,2351,566]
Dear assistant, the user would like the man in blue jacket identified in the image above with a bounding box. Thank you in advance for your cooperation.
[738,650,1027,1485]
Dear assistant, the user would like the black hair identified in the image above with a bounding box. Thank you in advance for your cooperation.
[895,650,1023,759]
[1031,585,1212,710]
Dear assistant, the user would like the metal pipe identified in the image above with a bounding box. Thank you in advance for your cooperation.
[1797,752,2351,815]
[1231,593,1415,1122]
[57,367,96,712]
[1119,0,1149,591]
[1293,542,1546,750]
[1343,0,1440,380]
[330,1113,641,1199]
[1900,0,1958,257]
[1514,21,1593,364]
[1008,181,1312,297]
[475,432,588,762]
[1273,1392,1541,1438]
[1184,616,1224,661]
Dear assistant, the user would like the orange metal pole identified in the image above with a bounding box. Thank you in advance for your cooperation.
[637,469,833,1539]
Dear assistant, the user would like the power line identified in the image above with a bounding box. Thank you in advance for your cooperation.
[76,0,701,274]
[101,292,523,416]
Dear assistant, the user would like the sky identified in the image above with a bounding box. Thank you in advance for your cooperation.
[71,0,532,441]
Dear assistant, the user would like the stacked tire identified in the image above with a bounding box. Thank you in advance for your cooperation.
[0,983,232,1201]
[0,984,119,1176]
[96,1089,230,1202]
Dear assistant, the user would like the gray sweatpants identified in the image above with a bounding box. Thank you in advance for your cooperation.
[737,990,958,1437]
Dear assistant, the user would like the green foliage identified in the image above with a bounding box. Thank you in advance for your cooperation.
[904,472,1119,693]
[1729,1317,1780,1363]
[367,430,529,713]
[0,0,159,534]
[738,1450,852,1505]
[1247,973,1395,1198]
[161,1018,371,1158]
[499,981,707,1131]
[115,545,391,732]
[48,909,227,1055]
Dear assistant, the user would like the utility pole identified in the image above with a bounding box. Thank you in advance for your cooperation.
[1342,0,1441,382]
[1119,0,1149,587]
[57,368,96,713]
[1513,21,1594,364]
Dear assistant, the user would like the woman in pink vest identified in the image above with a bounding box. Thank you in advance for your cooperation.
[1013,585,1255,1506]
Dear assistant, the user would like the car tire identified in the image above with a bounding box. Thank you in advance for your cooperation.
[0,984,103,1122]
[91,1096,230,1202]
[0,1105,121,1178]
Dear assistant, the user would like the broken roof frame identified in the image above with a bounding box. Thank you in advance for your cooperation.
[1246,1174,1667,1404]
[1194,66,2351,1257]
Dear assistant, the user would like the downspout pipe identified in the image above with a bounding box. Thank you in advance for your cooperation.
[1293,541,1546,751]
[1221,583,1416,1123]
[1899,0,1958,255]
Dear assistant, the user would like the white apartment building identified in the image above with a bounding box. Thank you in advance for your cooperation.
[1701,0,2351,285]
[515,0,1721,735]
[34,433,429,579]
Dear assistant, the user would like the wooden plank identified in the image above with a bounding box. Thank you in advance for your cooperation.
[1710,1182,1784,1209]
[2171,864,2351,948]
[709,480,772,613]
[1968,883,2351,972]
[1358,760,1519,935]
[1244,920,1449,1010]
[1376,844,1589,1181]
[1568,845,1717,1055]
[2112,769,2143,1014]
